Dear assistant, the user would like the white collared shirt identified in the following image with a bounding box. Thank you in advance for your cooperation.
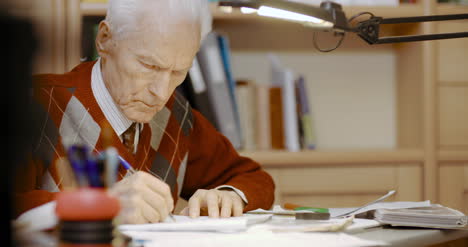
[91,59,141,154]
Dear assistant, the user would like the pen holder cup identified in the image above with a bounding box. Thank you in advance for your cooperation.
[55,188,120,245]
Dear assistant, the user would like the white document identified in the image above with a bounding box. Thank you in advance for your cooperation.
[329,200,432,218]
[13,201,58,232]
[374,204,468,229]
[119,214,272,233]
[345,218,382,233]
[124,230,387,247]
[268,54,300,152]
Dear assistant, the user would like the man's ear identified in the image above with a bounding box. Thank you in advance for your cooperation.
[95,21,113,58]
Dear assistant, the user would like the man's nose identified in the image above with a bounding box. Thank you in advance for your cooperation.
[148,71,171,101]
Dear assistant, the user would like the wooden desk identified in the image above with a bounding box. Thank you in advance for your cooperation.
[14,225,468,247]
[353,226,468,247]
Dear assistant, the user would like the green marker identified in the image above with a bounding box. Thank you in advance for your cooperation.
[293,206,329,214]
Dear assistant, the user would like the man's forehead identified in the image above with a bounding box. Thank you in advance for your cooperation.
[128,40,196,70]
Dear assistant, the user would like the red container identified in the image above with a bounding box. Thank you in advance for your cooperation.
[55,188,120,221]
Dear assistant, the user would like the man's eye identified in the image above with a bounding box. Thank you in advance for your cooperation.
[140,61,158,70]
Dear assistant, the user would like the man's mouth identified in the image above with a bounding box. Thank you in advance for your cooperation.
[139,101,162,108]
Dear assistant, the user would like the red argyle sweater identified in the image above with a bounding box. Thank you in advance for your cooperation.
[13,62,274,217]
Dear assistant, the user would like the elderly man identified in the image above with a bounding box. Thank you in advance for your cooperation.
[14,0,274,224]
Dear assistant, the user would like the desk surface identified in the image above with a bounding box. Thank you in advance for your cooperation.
[354,226,468,247]
[15,225,468,247]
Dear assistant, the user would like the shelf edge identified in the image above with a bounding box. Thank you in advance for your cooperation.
[239,149,424,167]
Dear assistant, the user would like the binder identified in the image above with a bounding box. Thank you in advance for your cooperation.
[179,57,218,129]
[295,76,316,150]
[196,31,242,149]
[217,33,242,147]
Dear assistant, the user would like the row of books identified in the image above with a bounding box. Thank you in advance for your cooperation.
[178,31,317,152]
[234,77,316,152]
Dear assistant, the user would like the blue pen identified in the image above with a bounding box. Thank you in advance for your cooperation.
[85,154,102,187]
[118,156,137,175]
[67,145,90,187]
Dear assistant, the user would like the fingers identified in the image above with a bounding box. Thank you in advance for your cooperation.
[140,184,169,221]
[188,191,202,218]
[138,172,174,212]
[187,189,246,219]
[232,195,244,217]
[220,194,233,218]
[138,196,162,223]
[112,171,175,224]
[206,190,220,218]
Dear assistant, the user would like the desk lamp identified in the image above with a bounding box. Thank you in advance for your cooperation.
[218,0,468,52]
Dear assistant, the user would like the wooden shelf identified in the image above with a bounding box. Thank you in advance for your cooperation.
[439,150,468,163]
[437,3,468,15]
[81,2,424,18]
[239,149,424,167]
[81,2,107,16]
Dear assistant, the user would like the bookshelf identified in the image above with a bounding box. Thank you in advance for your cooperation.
[41,0,468,213]
[437,3,468,14]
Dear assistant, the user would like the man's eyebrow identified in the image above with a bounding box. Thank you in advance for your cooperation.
[137,54,170,69]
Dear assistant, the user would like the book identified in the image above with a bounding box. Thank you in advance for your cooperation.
[255,83,272,150]
[197,31,242,149]
[235,80,257,150]
[282,68,300,152]
[217,33,242,143]
[269,86,285,150]
[179,57,218,129]
[82,18,103,62]
[269,54,300,152]
[295,76,316,150]
[374,204,468,229]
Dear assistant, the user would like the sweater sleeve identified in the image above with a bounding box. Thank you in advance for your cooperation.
[12,157,57,218]
[181,110,275,211]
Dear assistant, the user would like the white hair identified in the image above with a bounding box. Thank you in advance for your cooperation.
[105,0,212,42]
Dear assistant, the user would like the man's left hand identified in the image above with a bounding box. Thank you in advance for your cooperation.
[180,189,245,218]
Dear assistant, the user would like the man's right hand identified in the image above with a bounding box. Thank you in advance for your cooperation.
[110,171,174,224]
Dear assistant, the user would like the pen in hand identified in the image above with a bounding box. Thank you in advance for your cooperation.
[118,156,176,222]
[118,156,137,175]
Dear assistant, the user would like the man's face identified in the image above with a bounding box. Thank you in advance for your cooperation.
[100,21,200,123]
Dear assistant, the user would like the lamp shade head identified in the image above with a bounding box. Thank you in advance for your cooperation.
[219,0,351,31]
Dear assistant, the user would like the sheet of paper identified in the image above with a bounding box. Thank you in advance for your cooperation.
[123,230,388,247]
[119,214,273,233]
[345,218,382,233]
[13,201,58,232]
[249,216,355,233]
[329,200,432,218]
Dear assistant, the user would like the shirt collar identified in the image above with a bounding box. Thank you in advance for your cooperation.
[91,58,134,136]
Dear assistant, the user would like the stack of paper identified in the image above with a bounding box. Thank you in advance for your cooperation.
[374,204,468,229]
[122,230,386,247]
[119,214,272,233]
[246,201,432,218]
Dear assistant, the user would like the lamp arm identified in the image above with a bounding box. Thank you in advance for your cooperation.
[354,14,468,45]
